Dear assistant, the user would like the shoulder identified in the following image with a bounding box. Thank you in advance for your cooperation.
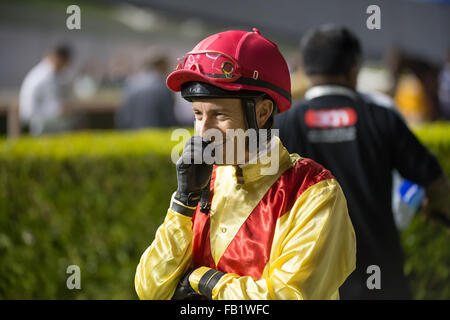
[275,100,309,134]
[289,156,335,187]
[276,100,309,118]
[272,155,346,225]
[21,62,52,89]
[356,91,411,135]
[278,155,336,206]
[359,90,406,119]
[359,90,396,109]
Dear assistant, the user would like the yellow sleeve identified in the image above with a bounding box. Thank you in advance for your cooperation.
[134,193,196,300]
[188,179,356,300]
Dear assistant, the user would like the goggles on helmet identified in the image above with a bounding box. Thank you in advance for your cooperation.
[176,50,241,82]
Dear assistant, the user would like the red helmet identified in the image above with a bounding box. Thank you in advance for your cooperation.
[166,28,292,113]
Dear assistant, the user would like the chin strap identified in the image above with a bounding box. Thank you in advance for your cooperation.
[242,98,260,148]
[241,98,273,149]
[241,98,259,131]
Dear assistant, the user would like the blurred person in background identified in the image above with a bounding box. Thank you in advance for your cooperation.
[438,50,450,120]
[115,47,177,129]
[103,53,132,88]
[19,44,73,135]
[173,94,195,127]
[385,48,442,124]
[276,24,450,299]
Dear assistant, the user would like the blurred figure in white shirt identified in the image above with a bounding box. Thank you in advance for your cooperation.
[19,45,72,135]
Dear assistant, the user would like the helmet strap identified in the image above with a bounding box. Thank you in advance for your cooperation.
[241,98,272,150]
[241,98,258,130]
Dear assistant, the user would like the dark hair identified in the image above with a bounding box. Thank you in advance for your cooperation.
[300,25,361,77]
[52,44,72,62]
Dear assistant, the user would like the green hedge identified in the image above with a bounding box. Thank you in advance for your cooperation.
[0,129,184,299]
[0,124,449,299]
[401,122,450,299]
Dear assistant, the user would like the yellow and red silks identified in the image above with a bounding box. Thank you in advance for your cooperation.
[135,138,356,300]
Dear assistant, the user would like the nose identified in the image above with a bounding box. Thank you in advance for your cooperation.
[196,115,213,138]
[196,116,222,144]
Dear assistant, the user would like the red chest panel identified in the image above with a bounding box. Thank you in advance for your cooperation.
[191,159,334,280]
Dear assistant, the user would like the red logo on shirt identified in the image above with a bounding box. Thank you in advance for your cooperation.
[305,108,357,128]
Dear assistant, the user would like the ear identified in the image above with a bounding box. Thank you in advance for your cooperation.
[256,99,274,128]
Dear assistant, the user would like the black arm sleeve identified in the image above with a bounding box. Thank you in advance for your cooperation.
[389,112,443,186]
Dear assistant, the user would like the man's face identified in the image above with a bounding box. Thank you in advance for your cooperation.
[50,55,70,73]
[192,98,246,165]
[193,98,245,135]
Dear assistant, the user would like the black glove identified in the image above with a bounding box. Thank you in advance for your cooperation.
[175,135,214,207]
[171,269,203,300]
